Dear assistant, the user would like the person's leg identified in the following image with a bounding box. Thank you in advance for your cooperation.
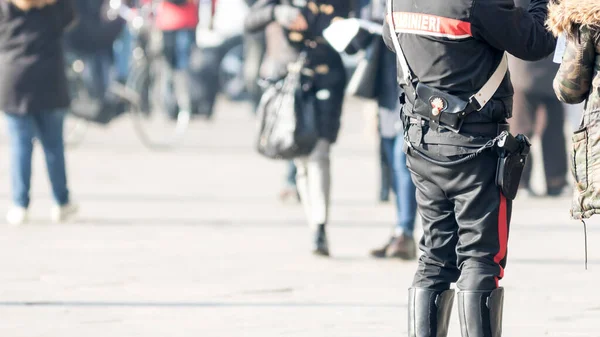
[31,109,69,206]
[81,55,104,100]
[114,27,133,83]
[405,149,459,336]
[287,160,297,187]
[386,134,418,259]
[370,136,397,258]
[5,113,35,209]
[306,140,331,226]
[243,31,266,113]
[280,160,299,202]
[541,96,568,195]
[173,29,195,114]
[451,151,511,337]
[510,90,537,192]
[295,140,331,256]
[294,156,311,220]
[379,135,392,202]
[161,30,178,118]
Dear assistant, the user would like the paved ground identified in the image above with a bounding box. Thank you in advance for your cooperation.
[0,98,598,337]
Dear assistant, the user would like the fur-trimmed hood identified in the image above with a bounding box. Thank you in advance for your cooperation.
[547,0,600,37]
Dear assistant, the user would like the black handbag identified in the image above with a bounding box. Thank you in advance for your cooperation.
[255,52,319,160]
[346,38,381,100]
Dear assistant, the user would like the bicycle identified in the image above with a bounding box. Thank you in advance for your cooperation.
[116,0,191,150]
[66,0,191,151]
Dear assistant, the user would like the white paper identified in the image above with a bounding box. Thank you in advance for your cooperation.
[553,34,567,64]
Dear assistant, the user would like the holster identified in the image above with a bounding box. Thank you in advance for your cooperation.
[495,132,531,200]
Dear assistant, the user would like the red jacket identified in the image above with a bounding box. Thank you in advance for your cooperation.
[155,1,199,31]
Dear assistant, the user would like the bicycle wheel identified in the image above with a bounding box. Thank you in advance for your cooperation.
[126,55,190,151]
[64,56,89,148]
[64,113,88,149]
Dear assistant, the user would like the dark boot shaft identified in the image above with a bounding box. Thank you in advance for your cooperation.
[457,287,504,337]
[408,288,454,337]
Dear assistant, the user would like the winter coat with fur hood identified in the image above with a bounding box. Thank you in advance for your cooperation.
[549,0,600,219]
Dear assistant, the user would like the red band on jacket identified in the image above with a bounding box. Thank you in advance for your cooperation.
[494,193,509,287]
[388,12,472,40]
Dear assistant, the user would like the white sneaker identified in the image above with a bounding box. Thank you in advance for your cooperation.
[6,207,28,226]
[51,203,79,223]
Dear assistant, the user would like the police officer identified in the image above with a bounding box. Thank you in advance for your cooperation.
[382,0,556,336]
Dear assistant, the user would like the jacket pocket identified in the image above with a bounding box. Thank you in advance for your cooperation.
[571,128,589,191]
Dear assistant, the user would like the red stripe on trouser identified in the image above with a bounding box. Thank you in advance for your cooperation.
[494,193,508,287]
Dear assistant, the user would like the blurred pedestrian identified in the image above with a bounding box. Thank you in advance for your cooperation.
[244,0,267,113]
[509,0,567,197]
[356,0,417,259]
[155,0,199,119]
[549,0,600,219]
[245,0,350,256]
[64,0,125,102]
[0,0,78,225]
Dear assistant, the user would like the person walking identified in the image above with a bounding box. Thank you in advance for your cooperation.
[357,0,418,260]
[155,0,199,120]
[0,0,78,225]
[549,0,600,219]
[64,0,125,103]
[245,0,350,256]
[509,0,567,197]
[384,0,555,335]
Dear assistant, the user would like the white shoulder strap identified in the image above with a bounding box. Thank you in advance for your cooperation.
[386,0,412,83]
[385,0,508,111]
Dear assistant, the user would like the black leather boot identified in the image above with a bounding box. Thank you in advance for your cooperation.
[457,287,504,337]
[312,224,330,257]
[408,288,455,337]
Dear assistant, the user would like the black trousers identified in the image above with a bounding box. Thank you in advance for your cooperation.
[406,139,512,291]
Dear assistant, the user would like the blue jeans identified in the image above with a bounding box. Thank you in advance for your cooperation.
[381,135,417,236]
[82,51,113,100]
[286,160,297,188]
[162,29,195,71]
[113,28,133,83]
[5,110,69,208]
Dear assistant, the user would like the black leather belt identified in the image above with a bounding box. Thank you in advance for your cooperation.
[408,117,508,137]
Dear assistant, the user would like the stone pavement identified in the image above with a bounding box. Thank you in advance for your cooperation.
[0,98,598,337]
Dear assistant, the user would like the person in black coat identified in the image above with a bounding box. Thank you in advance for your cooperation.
[245,0,350,256]
[64,0,125,100]
[0,0,78,225]
[509,0,567,197]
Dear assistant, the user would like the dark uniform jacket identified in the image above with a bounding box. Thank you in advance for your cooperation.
[549,0,600,220]
[383,0,556,125]
[0,0,76,115]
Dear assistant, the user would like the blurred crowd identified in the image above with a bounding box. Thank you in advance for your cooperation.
[0,0,578,257]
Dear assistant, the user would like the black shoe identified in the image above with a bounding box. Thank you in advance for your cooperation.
[458,287,504,337]
[370,237,393,258]
[408,288,454,337]
[312,224,330,257]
